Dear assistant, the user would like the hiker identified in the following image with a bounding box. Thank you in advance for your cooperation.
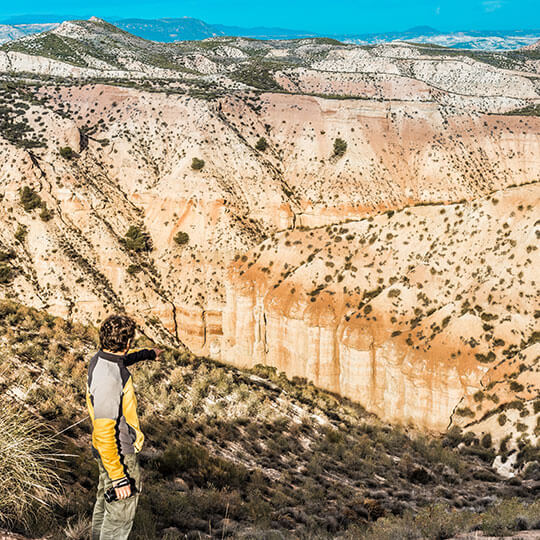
[86,314,161,539]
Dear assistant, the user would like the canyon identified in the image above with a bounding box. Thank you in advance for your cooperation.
[0,19,538,456]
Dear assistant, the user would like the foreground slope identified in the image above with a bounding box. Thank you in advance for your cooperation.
[0,301,538,538]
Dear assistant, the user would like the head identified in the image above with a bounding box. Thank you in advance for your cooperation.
[99,315,136,353]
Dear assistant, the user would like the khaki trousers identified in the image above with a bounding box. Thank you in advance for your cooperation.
[92,454,142,540]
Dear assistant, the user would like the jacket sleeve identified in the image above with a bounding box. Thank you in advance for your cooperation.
[91,370,126,482]
[124,348,156,366]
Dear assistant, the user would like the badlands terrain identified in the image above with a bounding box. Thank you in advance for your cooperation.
[0,17,538,474]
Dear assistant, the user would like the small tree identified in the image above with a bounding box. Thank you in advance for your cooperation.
[59,147,74,160]
[174,231,189,246]
[122,226,151,253]
[19,186,41,212]
[39,205,53,222]
[191,157,205,171]
[0,264,12,284]
[333,138,347,158]
[14,225,27,244]
[255,137,268,151]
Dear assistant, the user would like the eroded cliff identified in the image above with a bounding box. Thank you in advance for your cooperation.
[221,185,539,439]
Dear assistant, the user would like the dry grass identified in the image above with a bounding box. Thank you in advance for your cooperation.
[0,400,61,526]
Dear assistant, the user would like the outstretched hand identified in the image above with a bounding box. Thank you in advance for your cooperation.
[153,348,164,360]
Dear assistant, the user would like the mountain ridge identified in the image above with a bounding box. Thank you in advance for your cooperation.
[0,16,538,49]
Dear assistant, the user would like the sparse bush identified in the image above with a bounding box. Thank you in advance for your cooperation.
[0,249,15,262]
[59,146,74,159]
[126,264,142,275]
[122,226,151,253]
[191,157,205,170]
[173,231,189,246]
[473,390,484,402]
[15,224,27,243]
[481,433,492,449]
[255,137,268,151]
[19,186,41,212]
[0,263,13,284]
[456,407,474,418]
[481,498,531,536]
[333,137,347,157]
[39,205,53,222]
[509,381,524,392]
[415,503,473,539]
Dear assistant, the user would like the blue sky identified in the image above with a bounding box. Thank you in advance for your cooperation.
[2,0,539,33]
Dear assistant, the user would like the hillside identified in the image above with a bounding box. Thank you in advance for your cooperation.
[0,300,538,539]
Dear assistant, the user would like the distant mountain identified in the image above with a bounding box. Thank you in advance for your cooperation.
[211,23,317,40]
[0,23,58,44]
[114,17,317,41]
[522,38,540,51]
[115,17,225,41]
[341,28,540,50]
[0,15,538,50]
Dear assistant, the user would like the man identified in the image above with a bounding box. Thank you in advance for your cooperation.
[86,314,161,540]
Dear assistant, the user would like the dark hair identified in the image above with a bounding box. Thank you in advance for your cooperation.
[99,315,136,352]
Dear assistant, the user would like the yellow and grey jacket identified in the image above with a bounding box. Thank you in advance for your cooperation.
[86,349,155,482]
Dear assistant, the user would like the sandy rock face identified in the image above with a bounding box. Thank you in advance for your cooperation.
[221,185,539,434]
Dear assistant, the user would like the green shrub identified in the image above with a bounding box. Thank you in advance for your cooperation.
[19,186,41,212]
[15,224,27,243]
[173,231,189,246]
[122,226,151,253]
[333,137,347,157]
[362,513,420,540]
[473,390,484,402]
[475,352,496,363]
[456,407,474,418]
[481,433,492,449]
[126,264,142,275]
[59,146,74,159]
[0,263,12,284]
[255,137,268,151]
[39,205,53,222]
[415,503,473,539]
[509,381,524,392]
[191,157,205,170]
[481,498,527,536]
[0,249,15,262]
